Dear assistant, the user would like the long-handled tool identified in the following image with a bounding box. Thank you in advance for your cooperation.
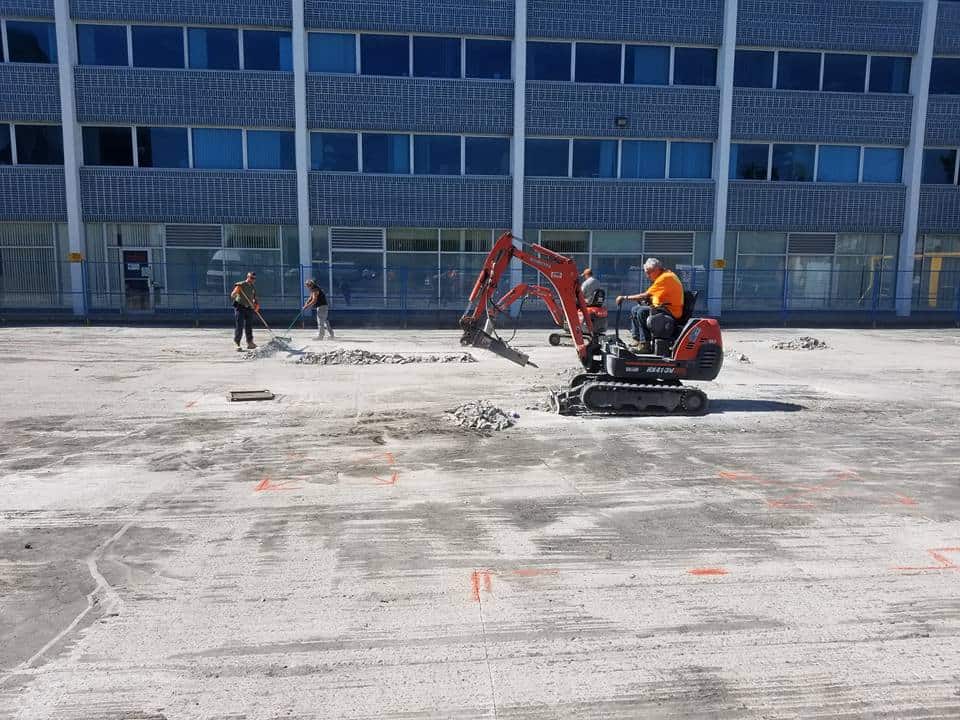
[284,308,304,333]
[235,286,291,344]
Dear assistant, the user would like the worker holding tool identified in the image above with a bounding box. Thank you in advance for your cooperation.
[616,258,684,352]
[230,271,259,352]
[303,279,334,340]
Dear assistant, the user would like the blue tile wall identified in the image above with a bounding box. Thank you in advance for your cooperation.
[308,76,512,134]
[524,180,715,230]
[727,181,906,231]
[304,0,513,35]
[935,2,960,54]
[528,0,722,44]
[925,96,960,147]
[733,89,912,145]
[0,0,53,17]
[69,0,290,26]
[919,186,960,233]
[527,83,719,139]
[0,167,66,220]
[75,68,294,128]
[0,64,60,122]
[737,0,921,53]
[80,168,297,223]
[309,173,511,227]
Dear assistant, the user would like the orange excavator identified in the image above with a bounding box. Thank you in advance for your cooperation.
[459,232,724,415]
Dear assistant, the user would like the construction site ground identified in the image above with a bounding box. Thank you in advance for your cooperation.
[1,326,959,719]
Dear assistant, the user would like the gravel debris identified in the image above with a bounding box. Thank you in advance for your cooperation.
[445,400,516,431]
[771,336,829,351]
[297,348,477,365]
[725,351,751,363]
[242,338,292,359]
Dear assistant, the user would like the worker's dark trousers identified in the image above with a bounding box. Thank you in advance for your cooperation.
[234,306,254,345]
[630,305,652,344]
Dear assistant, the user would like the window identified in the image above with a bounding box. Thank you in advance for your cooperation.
[771,143,815,181]
[572,139,617,177]
[673,47,716,86]
[575,43,620,84]
[14,125,63,164]
[669,141,712,178]
[869,56,910,93]
[862,147,902,183]
[621,140,666,178]
[817,145,860,182]
[777,51,821,91]
[527,41,571,81]
[414,135,460,175]
[624,45,669,85]
[77,24,128,66]
[734,49,774,88]
[311,132,358,171]
[309,32,356,74]
[192,128,243,169]
[0,125,12,165]
[82,126,134,166]
[464,137,509,175]
[188,27,239,70]
[730,143,769,179]
[136,127,188,168]
[413,36,460,78]
[465,39,510,79]
[247,130,295,170]
[922,148,957,183]
[7,21,57,63]
[822,53,866,92]
[243,30,292,71]
[930,58,960,95]
[132,25,184,68]
[525,139,568,176]
[361,34,409,77]
[362,133,410,173]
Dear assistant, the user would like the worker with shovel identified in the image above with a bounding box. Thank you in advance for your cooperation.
[231,271,259,352]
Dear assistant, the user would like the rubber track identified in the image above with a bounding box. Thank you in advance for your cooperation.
[555,379,708,416]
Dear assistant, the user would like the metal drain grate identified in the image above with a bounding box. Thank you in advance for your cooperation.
[228,390,275,402]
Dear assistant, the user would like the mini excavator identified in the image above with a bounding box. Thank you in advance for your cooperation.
[459,232,724,416]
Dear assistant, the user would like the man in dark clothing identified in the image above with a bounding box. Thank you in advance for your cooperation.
[230,271,259,351]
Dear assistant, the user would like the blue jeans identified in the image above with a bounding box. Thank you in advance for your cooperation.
[234,306,254,345]
[630,305,652,344]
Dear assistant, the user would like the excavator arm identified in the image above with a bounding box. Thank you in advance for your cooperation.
[459,232,594,368]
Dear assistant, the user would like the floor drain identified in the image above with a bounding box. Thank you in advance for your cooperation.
[228,390,275,402]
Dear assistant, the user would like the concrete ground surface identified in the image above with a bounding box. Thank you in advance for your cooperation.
[1,325,959,719]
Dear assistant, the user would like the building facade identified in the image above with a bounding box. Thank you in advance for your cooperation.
[0,0,959,321]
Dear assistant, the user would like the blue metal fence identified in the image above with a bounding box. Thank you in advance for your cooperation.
[0,259,959,323]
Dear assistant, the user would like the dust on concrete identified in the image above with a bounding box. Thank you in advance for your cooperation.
[296,348,476,365]
[772,336,829,350]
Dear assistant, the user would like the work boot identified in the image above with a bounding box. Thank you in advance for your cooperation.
[629,339,650,353]
[235,343,243,352]
[247,342,257,350]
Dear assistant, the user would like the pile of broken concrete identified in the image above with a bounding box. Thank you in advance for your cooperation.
[445,400,516,431]
[297,348,477,365]
[771,336,829,350]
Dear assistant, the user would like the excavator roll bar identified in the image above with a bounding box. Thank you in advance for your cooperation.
[459,232,595,368]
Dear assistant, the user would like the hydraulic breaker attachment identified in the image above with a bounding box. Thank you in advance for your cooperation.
[459,318,536,368]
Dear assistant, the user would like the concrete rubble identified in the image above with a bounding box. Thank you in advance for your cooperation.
[772,336,829,350]
[297,348,477,365]
[445,400,516,431]
[241,337,292,360]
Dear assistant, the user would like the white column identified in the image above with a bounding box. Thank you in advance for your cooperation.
[897,0,938,317]
[292,0,312,302]
[708,0,738,317]
[510,0,527,300]
[53,0,85,316]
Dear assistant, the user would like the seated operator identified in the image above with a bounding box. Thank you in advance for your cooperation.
[615,258,683,352]
[580,267,600,303]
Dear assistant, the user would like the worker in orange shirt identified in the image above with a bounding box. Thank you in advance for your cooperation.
[616,258,684,352]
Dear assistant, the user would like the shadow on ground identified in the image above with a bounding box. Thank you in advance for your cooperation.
[710,399,805,413]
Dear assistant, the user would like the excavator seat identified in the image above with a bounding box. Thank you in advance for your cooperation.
[647,290,699,356]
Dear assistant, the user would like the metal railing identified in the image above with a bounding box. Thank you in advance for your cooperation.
[0,260,958,323]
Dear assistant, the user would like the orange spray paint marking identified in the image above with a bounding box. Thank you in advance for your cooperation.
[891,494,919,506]
[688,568,728,576]
[254,477,301,492]
[375,472,399,486]
[185,400,197,409]
[384,452,396,465]
[894,547,960,572]
[470,570,493,601]
[512,568,560,577]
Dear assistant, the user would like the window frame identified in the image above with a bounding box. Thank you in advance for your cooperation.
[921,146,960,185]
[186,26,241,71]
[359,33,411,77]
[5,19,58,64]
[76,22,129,67]
[308,31,358,75]
[310,130,360,172]
[11,123,65,165]
[130,24,185,69]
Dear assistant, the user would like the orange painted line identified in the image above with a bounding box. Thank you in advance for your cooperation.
[470,571,481,602]
[512,568,560,577]
[893,547,960,572]
[254,477,271,492]
[254,477,302,492]
[375,472,399,486]
[688,568,728,576]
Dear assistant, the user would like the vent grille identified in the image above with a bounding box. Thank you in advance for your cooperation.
[331,228,385,251]
[699,347,721,370]
[165,225,222,248]
[0,222,54,248]
[226,225,279,250]
[788,233,836,255]
[644,232,695,255]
